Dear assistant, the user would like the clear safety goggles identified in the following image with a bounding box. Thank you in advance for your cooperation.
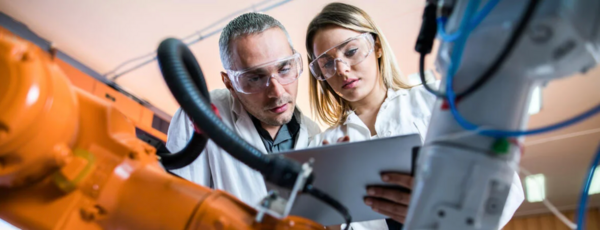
[226,53,303,94]
[309,33,375,81]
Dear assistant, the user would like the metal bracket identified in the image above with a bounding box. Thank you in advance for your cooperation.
[255,159,314,222]
[433,162,511,230]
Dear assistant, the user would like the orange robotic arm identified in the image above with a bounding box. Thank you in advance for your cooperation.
[0,29,324,230]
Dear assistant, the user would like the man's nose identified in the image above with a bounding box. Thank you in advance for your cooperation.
[266,76,286,98]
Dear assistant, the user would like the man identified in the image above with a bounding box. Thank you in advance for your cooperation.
[166,12,320,207]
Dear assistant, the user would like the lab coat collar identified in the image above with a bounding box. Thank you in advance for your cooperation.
[342,87,402,127]
[343,111,370,133]
[230,94,246,121]
[385,87,403,101]
[294,115,310,149]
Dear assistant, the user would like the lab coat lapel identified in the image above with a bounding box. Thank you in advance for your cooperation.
[344,112,371,137]
[294,116,309,150]
[231,97,269,154]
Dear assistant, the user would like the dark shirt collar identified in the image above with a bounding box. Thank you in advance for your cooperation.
[250,113,300,145]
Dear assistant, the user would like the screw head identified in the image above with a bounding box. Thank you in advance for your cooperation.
[438,210,445,218]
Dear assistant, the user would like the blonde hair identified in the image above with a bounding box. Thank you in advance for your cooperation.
[306,2,411,127]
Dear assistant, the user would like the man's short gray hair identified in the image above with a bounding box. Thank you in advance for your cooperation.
[219,12,294,70]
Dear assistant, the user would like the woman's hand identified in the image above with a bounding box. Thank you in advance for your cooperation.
[325,225,341,230]
[322,136,350,145]
[364,172,413,223]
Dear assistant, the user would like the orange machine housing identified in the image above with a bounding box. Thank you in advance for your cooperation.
[0,28,322,230]
[0,25,169,143]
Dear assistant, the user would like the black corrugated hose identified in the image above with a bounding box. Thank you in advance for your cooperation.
[159,133,208,170]
[155,41,210,170]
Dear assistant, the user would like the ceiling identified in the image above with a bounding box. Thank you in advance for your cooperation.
[1,0,600,220]
[0,0,430,117]
[515,66,600,216]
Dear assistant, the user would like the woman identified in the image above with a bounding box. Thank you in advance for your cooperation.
[306,3,524,230]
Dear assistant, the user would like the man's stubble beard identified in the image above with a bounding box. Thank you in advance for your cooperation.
[257,111,293,126]
[237,94,294,127]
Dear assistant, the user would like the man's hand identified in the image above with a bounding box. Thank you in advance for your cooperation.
[364,173,413,223]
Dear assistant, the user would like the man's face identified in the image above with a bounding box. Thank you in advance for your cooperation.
[223,28,298,126]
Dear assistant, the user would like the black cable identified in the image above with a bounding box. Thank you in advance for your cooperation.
[455,0,540,99]
[419,53,446,97]
[156,34,213,170]
[304,185,351,230]
[416,2,445,97]
[156,38,303,189]
[154,37,212,170]
[415,0,541,99]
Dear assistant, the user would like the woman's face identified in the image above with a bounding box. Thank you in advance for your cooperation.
[312,26,381,103]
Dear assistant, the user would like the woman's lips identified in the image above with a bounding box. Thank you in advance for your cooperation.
[342,79,360,89]
[270,103,289,114]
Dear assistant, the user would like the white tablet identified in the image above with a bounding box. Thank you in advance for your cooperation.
[278,134,421,226]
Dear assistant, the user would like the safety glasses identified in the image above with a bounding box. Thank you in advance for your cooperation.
[226,53,303,94]
[309,33,375,81]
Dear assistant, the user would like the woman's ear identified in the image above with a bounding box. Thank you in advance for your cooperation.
[374,36,383,58]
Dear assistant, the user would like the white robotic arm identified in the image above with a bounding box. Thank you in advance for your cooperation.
[406,0,600,229]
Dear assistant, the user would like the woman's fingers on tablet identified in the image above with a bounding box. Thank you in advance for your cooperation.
[322,136,349,145]
[364,197,408,223]
[336,136,350,143]
[381,173,413,188]
[367,187,411,205]
[373,208,406,223]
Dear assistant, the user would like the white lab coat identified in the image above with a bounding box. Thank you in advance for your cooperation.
[310,84,525,230]
[166,89,321,207]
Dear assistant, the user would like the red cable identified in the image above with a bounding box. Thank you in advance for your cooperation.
[509,138,524,157]
[192,103,221,135]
